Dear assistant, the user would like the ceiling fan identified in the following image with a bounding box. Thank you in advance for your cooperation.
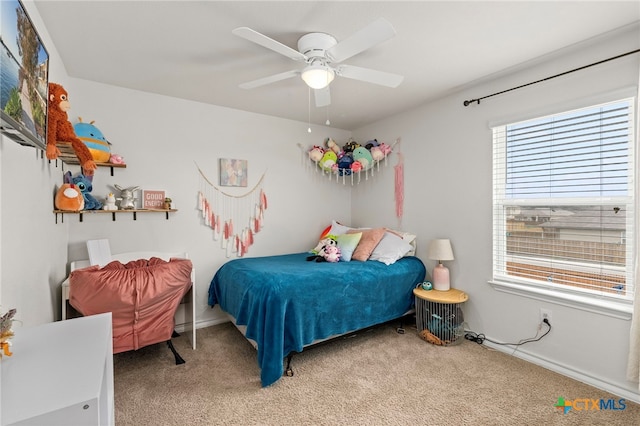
[232,18,404,107]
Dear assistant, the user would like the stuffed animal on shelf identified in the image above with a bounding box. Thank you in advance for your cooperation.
[115,184,139,209]
[46,83,96,176]
[73,118,111,163]
[54,183,84,211]
[109,154,125,164]
[65,171,102,210]
[103,193,118,210]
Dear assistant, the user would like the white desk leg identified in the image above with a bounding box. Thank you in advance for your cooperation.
[190,284,197,349]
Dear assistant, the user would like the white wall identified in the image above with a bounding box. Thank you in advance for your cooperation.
[2,1,639,403]
[63,79,352,326]
[0,0,71,327]
[352,24,640,401]
[0,2,352,329]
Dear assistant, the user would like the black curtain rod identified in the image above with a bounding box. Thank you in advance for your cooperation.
[463,49,640,107]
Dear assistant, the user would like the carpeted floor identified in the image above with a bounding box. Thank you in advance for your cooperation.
[113,321,639,425]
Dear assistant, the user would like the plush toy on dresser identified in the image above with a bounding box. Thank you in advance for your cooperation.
[45,83,96,176]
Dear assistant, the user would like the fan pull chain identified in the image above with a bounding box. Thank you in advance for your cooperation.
[307,87,312,133]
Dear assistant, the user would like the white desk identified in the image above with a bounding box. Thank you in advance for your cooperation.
[1,313,114,426]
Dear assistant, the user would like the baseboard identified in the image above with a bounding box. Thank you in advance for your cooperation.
[175,316,229,334]
[483,340,640,404]
[195,317,230,329]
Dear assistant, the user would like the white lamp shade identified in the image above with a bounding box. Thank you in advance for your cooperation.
[427,239,454,262]
[301,65,335,89]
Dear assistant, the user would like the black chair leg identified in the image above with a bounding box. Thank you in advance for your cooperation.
[166,339,185,365]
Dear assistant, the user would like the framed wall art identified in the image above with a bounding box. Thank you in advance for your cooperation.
[219,158,248,187]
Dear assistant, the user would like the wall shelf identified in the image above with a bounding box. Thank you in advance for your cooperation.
[55,142,126,176]
[53,209,177,223]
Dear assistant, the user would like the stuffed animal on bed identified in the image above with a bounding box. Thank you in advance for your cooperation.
[320,245,341,263]
[306,235,341,262]
[311,235,338,254]
[46,83,97,176]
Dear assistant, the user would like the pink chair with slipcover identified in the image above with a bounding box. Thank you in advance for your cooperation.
[69,255,193,364]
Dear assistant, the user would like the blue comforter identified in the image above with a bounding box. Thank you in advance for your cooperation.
[208,252,426,387]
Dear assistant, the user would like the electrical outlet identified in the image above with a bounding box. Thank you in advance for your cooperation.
[540,308,552,324]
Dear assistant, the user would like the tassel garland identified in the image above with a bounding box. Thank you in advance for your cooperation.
[196,163,267,257]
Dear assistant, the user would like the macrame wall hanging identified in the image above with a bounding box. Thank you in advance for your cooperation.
[196,163,267,258]
[299,137,400,185]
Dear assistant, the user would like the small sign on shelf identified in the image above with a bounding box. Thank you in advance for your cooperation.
[142,190,166,209]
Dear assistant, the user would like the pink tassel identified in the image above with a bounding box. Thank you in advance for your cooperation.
[224,222,229,240]
[215,215,221,233]
[260,190,268,210]
[394,152,404,219]
[228,219,234,236]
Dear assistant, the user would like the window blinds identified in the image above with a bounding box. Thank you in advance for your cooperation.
[493,99,635,300]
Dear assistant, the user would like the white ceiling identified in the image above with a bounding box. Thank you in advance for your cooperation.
[33,1,640,131]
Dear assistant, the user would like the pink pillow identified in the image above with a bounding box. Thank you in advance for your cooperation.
[348,228,386,261]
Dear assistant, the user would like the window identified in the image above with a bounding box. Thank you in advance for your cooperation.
[492,98,635,303]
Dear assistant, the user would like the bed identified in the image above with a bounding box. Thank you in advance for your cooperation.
[208,227,426,387]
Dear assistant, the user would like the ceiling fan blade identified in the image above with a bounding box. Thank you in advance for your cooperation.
[239,70,299,89]
[233,27,307,62]
[314,87,331,107]
[326,18,396,63]
[336,64,404,88]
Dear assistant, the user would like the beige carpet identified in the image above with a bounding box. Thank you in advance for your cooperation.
[114,321,639,425]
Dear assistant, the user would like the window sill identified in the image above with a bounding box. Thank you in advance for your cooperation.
[488,280,633,320]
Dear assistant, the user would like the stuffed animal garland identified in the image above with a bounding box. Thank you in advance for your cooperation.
[309,137,392,175]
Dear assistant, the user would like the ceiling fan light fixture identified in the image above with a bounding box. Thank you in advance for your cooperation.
[301,65,335,89]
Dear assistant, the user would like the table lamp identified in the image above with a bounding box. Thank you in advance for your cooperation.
[427,239,454,291]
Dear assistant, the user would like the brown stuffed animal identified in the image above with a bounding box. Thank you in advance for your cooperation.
[46,83,96,176]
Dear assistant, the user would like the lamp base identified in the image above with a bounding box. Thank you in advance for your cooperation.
[432,263,450,291]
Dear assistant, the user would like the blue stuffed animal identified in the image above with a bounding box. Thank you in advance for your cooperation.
[63,171,103,210]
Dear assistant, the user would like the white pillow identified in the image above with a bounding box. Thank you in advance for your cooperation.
[329,220,353,235]
[386,229,417,256]
[369,231,414,265]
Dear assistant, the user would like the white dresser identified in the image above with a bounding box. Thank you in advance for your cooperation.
[1,313,114,425]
